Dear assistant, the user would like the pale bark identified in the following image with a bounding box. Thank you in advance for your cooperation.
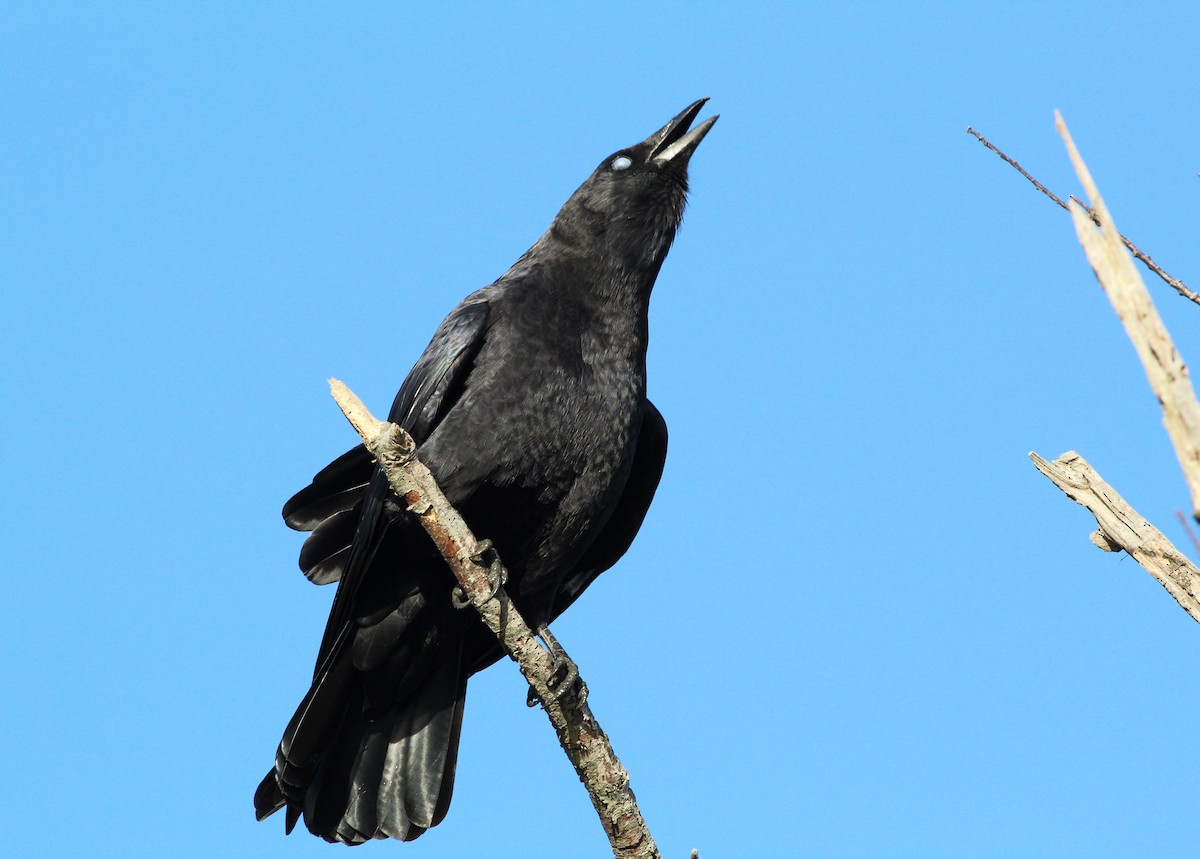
[1031,450,1200,623]
[1055,113,1200,521]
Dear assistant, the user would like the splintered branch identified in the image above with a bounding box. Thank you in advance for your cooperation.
[1031,450,1200,623]
[327,378,661,859]
[966,126,1199,305]
[1055,114,1200,522]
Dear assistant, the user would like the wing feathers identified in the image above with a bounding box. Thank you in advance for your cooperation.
[283,445,374,531]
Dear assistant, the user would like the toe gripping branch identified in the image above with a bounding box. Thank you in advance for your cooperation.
[449,537,585,709]
[527,623,588,708]
[452,538,508,609]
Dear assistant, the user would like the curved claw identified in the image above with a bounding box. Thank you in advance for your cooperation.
[468,538,494,563]
[549,654,578,694]
[526,623,587,707]
[547,661,588,705]
[484,558,508,599]
[526,663,588,707]
[451,585,472,609]
[452,538,508,609]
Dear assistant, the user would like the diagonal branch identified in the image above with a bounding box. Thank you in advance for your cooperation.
[1055,113,1200,522]
[327,378,661,859]
[966,126,1199,305]
[1031,450,1200,623]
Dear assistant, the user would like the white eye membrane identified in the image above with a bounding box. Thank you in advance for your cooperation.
[611,155,632,171]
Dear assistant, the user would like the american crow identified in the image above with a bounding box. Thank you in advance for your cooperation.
[255,99,716,844]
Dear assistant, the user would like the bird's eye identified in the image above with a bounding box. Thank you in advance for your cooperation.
[611,155,632,171]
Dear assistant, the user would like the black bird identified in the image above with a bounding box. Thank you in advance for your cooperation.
[255,99,717,844]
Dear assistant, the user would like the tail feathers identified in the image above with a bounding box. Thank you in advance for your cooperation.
[253,628,355,825]
[375,642,466,840]
[252,777,304,835]
[253,770,285,821]
[256,641,468,844]
[336,719,391,840]
[275,643,356,798]
[301,705,382,843]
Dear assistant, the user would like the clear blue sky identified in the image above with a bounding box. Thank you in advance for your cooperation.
[4,3,1200,857]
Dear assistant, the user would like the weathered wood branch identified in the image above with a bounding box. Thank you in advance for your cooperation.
[966,125,1198,304]
[327,378,661,859]
[1055,113,1200,522]
[1031,450,1200,623]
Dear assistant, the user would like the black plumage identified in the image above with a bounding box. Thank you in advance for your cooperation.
[255,99,717,843]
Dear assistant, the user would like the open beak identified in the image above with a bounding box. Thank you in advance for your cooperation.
[647,98,719,165]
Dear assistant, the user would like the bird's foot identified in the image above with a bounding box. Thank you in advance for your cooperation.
[526,624,588,707]
[452,538,508,609]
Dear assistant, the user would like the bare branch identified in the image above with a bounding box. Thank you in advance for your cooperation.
[1031,450,1200,623]
[967,126,1071,209]
[966,126,1199,305]
[326,378,661,859]
[1054,114,1200,521]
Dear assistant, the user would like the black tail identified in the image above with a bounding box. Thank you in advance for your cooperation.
[256,637,468,843]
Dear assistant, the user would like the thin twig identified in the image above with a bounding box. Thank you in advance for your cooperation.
[967,126,1071,208]
[1032,450,1200,623]
[1175,510,1200,558]
[1055,114,1200,521]
[967,126,1200,305]
[327,378,661,859]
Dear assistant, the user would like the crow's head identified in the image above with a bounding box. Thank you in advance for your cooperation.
[554,99,717,269]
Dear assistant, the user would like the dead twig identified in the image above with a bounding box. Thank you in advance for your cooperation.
[967,126,1199,305]
[328,378,661,859]
[1031,450,1200,623]
[1174,510,1200,558]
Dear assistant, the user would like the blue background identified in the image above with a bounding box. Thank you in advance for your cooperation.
[4,3,1200,857]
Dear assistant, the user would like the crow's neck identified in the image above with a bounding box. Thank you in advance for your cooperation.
[502,227,658,367]
[543,218,672,310]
